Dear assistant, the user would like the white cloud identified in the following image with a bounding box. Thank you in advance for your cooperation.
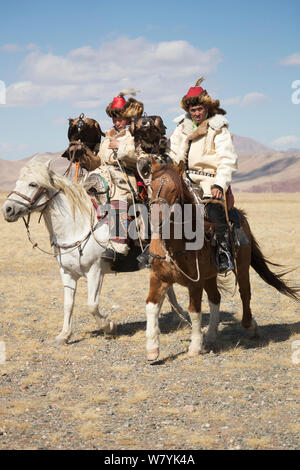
[272,135,300,148]
[222,96,242,106]
[240,92,270,106]
[3,37,223,110]
[3,80,80,107]
[223,92,270,107]
[280,53,300,66]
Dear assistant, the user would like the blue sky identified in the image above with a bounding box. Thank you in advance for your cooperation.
[0,0,300,160]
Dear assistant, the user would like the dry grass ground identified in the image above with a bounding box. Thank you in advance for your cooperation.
[0,190,299,450]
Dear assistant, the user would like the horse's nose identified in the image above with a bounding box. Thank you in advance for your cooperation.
[2,203,14,218]
[6,204,13,214]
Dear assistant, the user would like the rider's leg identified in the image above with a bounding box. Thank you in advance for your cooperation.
[101,199,130,261]
[205,202,234,273]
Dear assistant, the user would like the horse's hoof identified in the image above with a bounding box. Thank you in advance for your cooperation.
[103,321,117,335]
[188,348,200,357]
[250,328,261,339]
[147,348,159,361]
[246,319,261,339]
[55,335,69,345]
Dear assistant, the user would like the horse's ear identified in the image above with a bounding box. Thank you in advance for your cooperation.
[177,160,185,176]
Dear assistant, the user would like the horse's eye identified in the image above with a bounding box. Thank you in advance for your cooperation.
[29,182,38,188]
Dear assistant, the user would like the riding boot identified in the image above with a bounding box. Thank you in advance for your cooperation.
[205,202,234,274]
[101,200,130,262]
[215,226,234,274]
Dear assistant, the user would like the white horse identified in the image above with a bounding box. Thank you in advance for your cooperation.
[2,156,184,345]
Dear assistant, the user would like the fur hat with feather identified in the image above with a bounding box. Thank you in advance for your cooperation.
[181,77,226,117]
[106,88,144,118]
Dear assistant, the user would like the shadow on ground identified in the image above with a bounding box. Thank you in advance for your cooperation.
[204,311,300,353]
[71,309,300,359]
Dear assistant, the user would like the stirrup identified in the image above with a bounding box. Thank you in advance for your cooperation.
[217,248,234,274]
[136,244,151,269]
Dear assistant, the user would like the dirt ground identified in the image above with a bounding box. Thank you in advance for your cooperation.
[0,191,299,450]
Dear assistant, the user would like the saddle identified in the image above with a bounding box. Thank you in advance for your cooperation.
[83,172,150,269]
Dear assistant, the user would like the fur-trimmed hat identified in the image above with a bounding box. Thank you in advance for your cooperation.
[181,77,226,117]
[106,89,144,118]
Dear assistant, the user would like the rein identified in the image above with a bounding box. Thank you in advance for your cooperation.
[6,187,107,257]
[7,187,50,211]
[6,187,60,256]
[149,174,201,283]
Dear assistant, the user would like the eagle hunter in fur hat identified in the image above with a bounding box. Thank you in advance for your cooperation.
[106,88,144,119]
[181,77,226,117]
[173,76,238,274]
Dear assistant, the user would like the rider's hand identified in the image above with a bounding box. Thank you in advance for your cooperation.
[108,139,119,150]
[211,187,223,200]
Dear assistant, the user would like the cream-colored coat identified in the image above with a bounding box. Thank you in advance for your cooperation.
[90,126,137,203]
[168,114,238,197]
[98,127,136,171]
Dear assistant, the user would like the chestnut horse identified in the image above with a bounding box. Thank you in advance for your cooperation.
[145,160,299,361]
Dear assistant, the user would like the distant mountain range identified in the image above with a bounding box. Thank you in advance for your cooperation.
[232,135,275,154]
[234,150,300,192]
[232,135,300,192]
[0,135,299,192]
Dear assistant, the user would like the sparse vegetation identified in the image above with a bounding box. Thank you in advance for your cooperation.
[0,191,299,449]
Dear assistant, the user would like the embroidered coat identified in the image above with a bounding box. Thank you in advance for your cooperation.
[168,114,238,198]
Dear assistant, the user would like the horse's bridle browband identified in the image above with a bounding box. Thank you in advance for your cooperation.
[149,176,171,207]
[7,187,60,212]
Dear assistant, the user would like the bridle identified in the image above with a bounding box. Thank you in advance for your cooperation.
[7,187,59,214]
[148,173,201,283]
[149,176,170,208]
[6,186,61,255]
[5,185,107,257]
[149,176,174,235]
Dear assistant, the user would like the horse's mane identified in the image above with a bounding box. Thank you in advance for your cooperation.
[152,164,194,205]
[20,160,93,217]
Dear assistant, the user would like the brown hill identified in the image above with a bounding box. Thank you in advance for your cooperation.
[232,135,274,154]
[0,144,299,193]
[233,150,300,192]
